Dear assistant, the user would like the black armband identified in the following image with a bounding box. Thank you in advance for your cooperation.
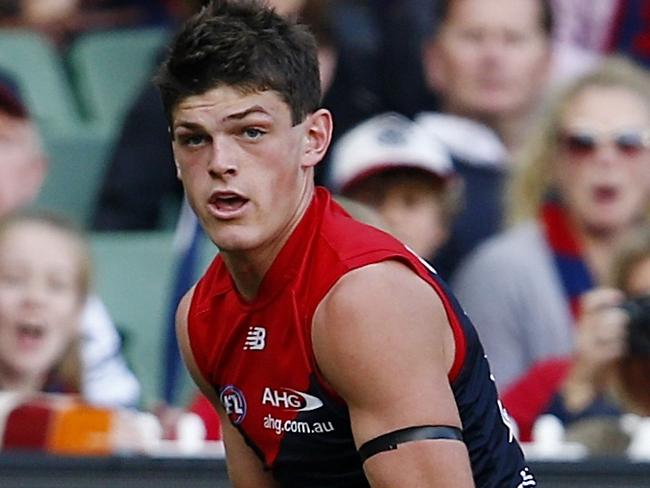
[358,425,463,463]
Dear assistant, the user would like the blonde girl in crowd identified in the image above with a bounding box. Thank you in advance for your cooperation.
[0,210,89,395]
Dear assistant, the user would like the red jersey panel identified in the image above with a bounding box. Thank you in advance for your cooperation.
[187,187,533,488]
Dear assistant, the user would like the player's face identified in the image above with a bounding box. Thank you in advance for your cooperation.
[171,86,326,253]
[0,222,82,386]
[425,0,549,120]
[554,85,650,236]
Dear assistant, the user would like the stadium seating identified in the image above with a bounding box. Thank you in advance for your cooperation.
[90,229,216,408]
[0,29,81,130]
[67,27,170,129]
[35,126,113,228]
[90,230,176,408]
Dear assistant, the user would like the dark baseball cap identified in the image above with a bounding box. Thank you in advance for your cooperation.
[0,69,28,118]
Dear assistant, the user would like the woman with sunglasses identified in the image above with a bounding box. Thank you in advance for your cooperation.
[451,56,650,442]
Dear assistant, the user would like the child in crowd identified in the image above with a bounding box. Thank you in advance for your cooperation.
[0,210,89,395]
[0,68,140,407]
[328,112,461,261]
[0,210,159,455]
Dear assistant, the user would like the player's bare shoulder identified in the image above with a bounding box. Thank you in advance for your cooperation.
[175,285,205,388]
[175,285,197,336]
[314,259,445,334]
[312,259,456,400]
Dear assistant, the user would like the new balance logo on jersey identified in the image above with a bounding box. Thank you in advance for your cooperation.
[244,326,266,350]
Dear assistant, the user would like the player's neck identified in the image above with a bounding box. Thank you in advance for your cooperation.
[222,183,315,302]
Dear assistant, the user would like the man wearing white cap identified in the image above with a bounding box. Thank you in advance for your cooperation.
[330,112,461,260]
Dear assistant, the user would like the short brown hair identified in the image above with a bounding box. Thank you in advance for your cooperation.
[155,0,322,126]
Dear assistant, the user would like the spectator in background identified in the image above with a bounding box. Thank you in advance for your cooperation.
[607,1,650,69]
[0,0,175,47]
[416,0,553,279]
[550,0,650,79]
[329,112,460,260]
[372,0,439,118]
[0,210,88,395]
[90,64,181,231]
[610,225,650,418]
[452,56,650,441]
[0,69,140,407]
[611,226,650,300]
[548,0,618,83]
[549,225,650,419]
[533,225,650,456]
[0,74,46,216]
[0,213,160,457]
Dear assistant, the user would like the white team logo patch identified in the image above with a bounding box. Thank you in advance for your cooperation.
[220,385,247,424]
[244,326,266,350]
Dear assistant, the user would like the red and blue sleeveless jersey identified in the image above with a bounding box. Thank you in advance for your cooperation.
[187,187,535,487]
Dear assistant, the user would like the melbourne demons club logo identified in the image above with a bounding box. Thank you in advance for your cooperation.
[220,385,247,424]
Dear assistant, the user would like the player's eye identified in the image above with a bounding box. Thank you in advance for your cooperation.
[242,127,266,140]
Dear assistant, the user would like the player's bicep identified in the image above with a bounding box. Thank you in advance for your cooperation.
[312,261,474,487]
[313,261,459,436]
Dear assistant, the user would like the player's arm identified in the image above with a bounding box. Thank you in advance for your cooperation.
[176,288,279,488]
[312,260,474,488]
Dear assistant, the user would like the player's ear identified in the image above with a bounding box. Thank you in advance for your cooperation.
[301,108,333,169]
[168,125,183,179]
[174,159,182,179]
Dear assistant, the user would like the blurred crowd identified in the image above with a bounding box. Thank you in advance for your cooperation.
[0,0,649,458]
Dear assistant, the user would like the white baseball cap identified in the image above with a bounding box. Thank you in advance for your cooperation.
[329,112,454,193]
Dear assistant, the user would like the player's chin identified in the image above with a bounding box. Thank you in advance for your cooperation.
[208,228,263,253]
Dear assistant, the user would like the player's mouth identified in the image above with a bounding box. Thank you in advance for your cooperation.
[208,190,250,219]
